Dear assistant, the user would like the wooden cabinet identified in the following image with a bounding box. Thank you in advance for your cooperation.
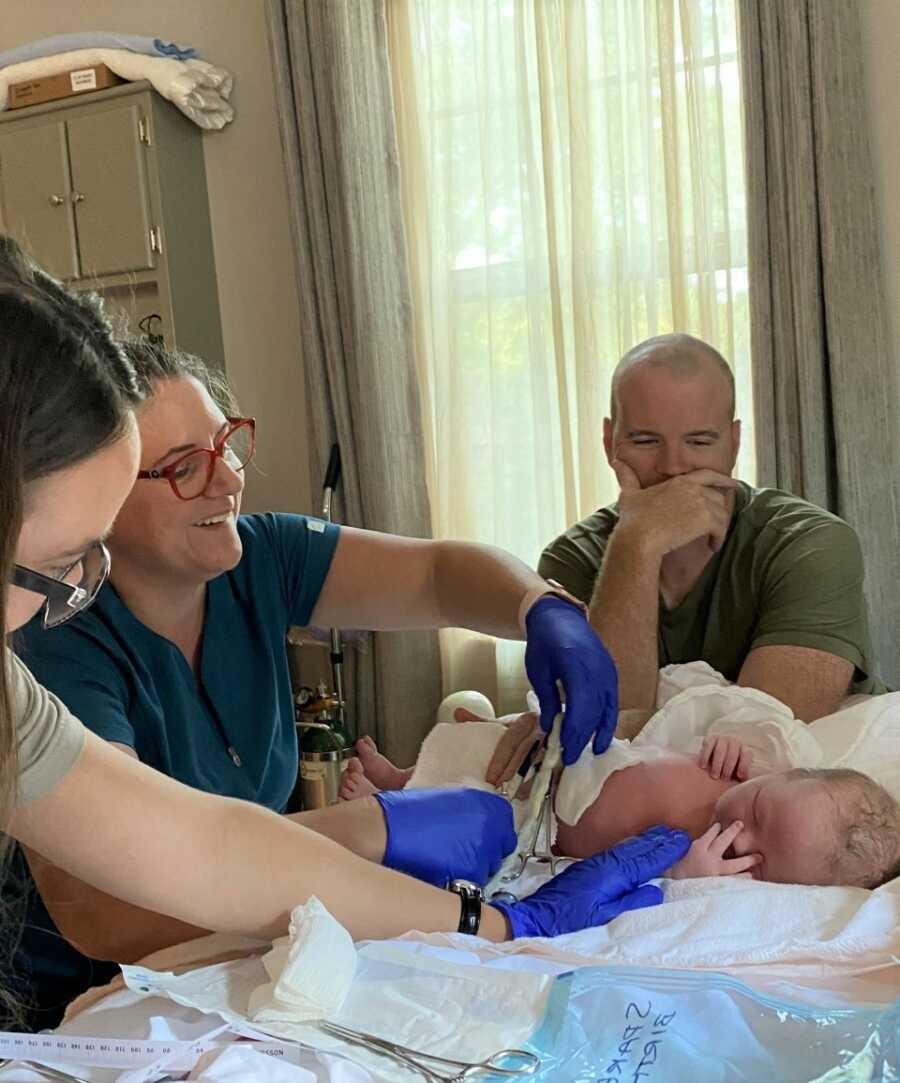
[0,120,79,279]
[0,81,223,365]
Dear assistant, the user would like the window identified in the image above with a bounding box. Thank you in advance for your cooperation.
[389,0,751,701]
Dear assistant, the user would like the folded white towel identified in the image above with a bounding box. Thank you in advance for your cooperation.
[0,48,234,130]
[407,720,504,794]
[248,897,357,1024]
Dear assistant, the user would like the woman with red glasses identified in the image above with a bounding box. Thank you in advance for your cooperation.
[3,241,687,1031]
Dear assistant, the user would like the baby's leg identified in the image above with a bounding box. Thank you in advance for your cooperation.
[355,736,414,790]
[351,705,511,798]
[339,757,380,801]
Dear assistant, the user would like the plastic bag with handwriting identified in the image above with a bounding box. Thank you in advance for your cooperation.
[528,965,900,1082]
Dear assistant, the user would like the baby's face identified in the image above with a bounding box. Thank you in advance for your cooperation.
[712,773,837,885]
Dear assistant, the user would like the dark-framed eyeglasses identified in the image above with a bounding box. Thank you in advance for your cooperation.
[12,541,111,628]
[136,417,256,501]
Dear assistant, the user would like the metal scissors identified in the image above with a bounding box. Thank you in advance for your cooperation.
[319,1021,540,1082]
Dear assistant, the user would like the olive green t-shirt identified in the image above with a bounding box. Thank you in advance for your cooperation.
[538,482,885,695]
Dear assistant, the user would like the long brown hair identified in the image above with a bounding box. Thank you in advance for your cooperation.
[0,235,139,829]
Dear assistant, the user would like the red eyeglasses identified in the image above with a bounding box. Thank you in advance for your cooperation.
[137,417,256,501]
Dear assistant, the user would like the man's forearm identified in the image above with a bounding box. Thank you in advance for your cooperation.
[589,527,662,716]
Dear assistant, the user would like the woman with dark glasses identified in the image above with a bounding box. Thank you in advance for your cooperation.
[1,237,686,1030]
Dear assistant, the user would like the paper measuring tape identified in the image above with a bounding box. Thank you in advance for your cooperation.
[0,1029,304,1075]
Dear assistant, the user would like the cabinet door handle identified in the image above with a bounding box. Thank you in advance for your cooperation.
[48,194,65,206]
[71,192,85,204]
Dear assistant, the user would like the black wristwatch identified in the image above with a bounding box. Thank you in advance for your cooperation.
[447,879,484,935]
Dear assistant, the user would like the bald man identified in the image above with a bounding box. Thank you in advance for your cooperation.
[539,334,885,732]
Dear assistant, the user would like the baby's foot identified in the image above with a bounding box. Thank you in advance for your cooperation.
[339,757,379,801]
[355,736,412,790]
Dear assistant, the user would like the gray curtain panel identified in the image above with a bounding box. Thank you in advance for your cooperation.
[266,0,442,763]
[739,0,900,687]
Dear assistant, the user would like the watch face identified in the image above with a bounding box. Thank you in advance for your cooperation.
[449,878,484,937]
[449,879,483,899]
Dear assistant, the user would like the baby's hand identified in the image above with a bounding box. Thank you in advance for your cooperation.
[668,821,761,879]
[699,734,753,780]
[482,711,542,786]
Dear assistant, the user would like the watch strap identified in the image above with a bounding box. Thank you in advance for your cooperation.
[448,879,483,935]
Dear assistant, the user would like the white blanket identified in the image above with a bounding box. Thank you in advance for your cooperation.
[0,48,234,130]
[399,875,900,991]
[415,663,895,821]
[650,661,900,806]
[412,664,820,826]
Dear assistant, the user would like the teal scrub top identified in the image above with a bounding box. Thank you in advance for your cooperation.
[10,511,340,1026]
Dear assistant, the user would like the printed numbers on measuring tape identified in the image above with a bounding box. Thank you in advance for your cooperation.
[0,1029,304,1076]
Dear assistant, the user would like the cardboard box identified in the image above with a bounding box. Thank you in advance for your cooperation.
[8,64,124,110]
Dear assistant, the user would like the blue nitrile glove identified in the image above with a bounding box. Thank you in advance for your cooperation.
[492,826,691,939]
[524,594,619,765]
[375,787,517,887]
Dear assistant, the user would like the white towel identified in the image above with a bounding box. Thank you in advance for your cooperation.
[247,897,357,1025]
[406,720,504,793]
[0,48,234,130]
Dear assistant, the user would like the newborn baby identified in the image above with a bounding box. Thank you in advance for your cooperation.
[558,734,900,887]
[344,724,900,889]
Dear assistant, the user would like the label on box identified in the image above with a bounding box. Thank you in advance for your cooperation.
[70,68,98,92]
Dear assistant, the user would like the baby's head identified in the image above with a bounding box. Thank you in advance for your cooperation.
[712,767,900,888]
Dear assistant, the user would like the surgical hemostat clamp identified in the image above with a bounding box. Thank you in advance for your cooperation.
[487,714,566,896]
[497,768,563,884]
[319,1021,540,1082]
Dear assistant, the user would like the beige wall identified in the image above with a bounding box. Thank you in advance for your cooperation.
[2,1,312,514]
[859,0,900,447]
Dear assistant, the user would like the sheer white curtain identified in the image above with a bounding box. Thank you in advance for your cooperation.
[388,0,752,710]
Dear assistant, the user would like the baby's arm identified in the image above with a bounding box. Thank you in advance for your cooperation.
[699,734,753,781]
[668,821,761,879]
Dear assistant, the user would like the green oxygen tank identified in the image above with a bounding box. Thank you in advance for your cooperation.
[296,682,351,809]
